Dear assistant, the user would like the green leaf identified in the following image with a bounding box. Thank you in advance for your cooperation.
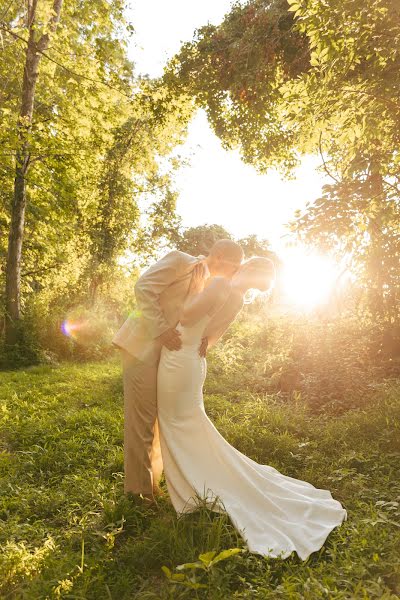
[209,548,243,566]
[198,551,217,566]
[161,566,172,579]
[170,573,186,582]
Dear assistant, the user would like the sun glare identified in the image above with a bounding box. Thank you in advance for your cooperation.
[279,247,340,309]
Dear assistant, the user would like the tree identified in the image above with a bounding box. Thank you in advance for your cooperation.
[86,86,192,304]
[166,0,400,319]
[164,0,310,173]
[166,0,399,178]
[176,224,233,255]
[237,234,272,258]
[293,163,400,322]
[1,0,137,346]
[4,0,63,345]
[0,1,193,357]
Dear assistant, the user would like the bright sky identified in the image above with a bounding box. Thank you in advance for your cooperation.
[124,0,329,253]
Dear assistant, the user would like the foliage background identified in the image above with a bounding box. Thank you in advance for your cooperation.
[1,0,400,596]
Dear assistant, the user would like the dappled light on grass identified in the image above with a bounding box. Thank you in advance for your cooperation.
[1,356,399,598]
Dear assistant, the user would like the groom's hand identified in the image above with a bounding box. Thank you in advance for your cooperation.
[158,328,182,351]
[198,336,208,357]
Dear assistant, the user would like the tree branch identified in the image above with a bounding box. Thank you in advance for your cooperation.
[318,131,340,183]
[0,24,134,101]
[21,261,63,278]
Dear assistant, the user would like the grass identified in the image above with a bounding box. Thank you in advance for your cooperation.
[1,353,400,599]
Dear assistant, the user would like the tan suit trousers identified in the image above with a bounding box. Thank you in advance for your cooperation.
[121,349,163,495]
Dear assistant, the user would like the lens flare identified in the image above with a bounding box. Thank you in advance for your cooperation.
[61,319,83,339]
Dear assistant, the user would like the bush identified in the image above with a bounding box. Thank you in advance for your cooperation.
[0,265,138,368]
[206,307,400,414]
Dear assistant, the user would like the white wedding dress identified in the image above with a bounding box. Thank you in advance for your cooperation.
[157,314,347,561]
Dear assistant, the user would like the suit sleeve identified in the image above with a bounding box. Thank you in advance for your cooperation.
[134,250,183,339]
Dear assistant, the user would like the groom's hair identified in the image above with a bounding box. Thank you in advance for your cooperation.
[209,239,244,262]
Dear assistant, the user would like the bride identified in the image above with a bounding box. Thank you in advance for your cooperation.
[157,257,347,561]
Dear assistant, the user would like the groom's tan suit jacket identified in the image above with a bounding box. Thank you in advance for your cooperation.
[112,250,209,365]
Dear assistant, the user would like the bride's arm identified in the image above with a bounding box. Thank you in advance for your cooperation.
[180,276,231,327]
[202,290,244,347]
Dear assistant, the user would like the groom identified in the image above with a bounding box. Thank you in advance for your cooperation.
[112,240,244,503]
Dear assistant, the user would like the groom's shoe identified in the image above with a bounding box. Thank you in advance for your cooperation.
[126,491,159,510]
[140,493,160,509]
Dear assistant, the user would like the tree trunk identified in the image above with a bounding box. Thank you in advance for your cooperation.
[367,161,385,322]
[4,0,63,346]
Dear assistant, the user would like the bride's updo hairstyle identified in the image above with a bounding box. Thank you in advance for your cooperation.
[234,256,276,303]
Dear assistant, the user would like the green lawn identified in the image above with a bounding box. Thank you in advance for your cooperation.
[1,357,399,599]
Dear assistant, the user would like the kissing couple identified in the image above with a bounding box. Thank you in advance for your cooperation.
[112,240,347,560]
